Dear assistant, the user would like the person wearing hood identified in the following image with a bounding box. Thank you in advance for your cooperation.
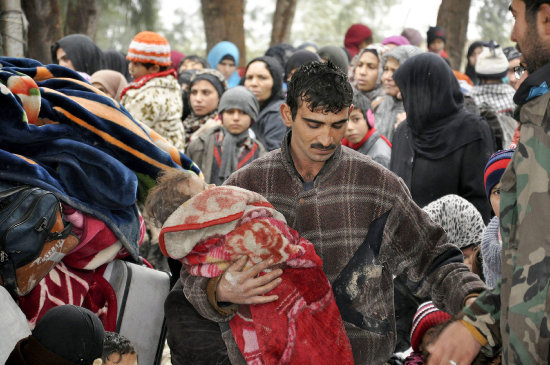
[90,70,128,100]
[102,50,131,82]
[344,23,373,59]
[389,52,494,223]
[51,34,104,80]
[207,41,240,88]
[284,49,321,83]
[317,45,350,73]
[7,305,104,365]
[375,45,423,142]
[240,56,287,151]
[183,69,227,145]
[349,43,389,110]
[264,43,296,72]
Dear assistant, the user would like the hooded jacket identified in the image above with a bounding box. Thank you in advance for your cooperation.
[390,53,493,222]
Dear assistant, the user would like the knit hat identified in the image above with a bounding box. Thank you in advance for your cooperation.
[218,86,260,121]
[475,41,509,79]
[410,301,451,353]
[484,148,514,198]
[189,68,228,97]
[381,35,410,47]
[127,31,171,67]
[503,46,521,61]
[401,28,423,47]
[423,194,485,249]
[427,26,446,45]
[344,24,373,59]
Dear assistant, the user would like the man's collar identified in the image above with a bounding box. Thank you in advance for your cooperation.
[514,62,550,105]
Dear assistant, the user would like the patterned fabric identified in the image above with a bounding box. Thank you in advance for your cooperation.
[462,67,550,362]
[159,186,353,365]
[181,131,487,364]
[121,71,186,150]
[469,83,517,117]
[126,31,171,66]
[0,57,200,260]
[481,216,502,289]
[422,194,486,249]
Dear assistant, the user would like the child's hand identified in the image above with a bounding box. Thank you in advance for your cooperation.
[216,256,282,305]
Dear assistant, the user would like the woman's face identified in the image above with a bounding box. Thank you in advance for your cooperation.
[189,80,220,117]
[56,47,75,70]
[468,46,483,67]
[354,52,379,92]
[381,57,400,97]
[244,61,274,104]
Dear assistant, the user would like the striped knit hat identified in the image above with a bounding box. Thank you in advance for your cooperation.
[410,301,451,353]
[484,148,514,198]
[127,31,171,67]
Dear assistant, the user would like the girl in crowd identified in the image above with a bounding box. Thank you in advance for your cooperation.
[241,56,287,151]
[375,45,423,142]
[51,34,104,80]
[390,52,494,223]
[207,41,240,88]
[183,69,227,145]
[464,41,485,86]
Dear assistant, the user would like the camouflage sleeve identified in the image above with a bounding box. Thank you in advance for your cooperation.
[461,283,502,357]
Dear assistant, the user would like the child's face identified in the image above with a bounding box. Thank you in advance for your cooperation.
[189,80,220,117]
[179,60,204,73]
[222,108,252,135]
[217,59,236,80]
[128,61,158,81]
[461,245,475,271]
[345,109,369,144]
[104,353,138,365]
[429,39,445,53]
[490,183,502,218]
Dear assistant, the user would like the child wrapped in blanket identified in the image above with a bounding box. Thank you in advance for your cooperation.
[145,169,353,365]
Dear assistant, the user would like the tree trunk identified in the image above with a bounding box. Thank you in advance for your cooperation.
[21,0,62,63]
[270,0,297,46]
[63,0,99,40]
[200,0,246,67]
[436,0,472,70]
[1,0,25,57]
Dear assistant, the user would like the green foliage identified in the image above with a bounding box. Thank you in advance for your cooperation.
[475,0,513,47]
[94,0,160,52]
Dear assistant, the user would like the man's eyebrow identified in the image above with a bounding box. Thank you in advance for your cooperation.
[302,117,348,125]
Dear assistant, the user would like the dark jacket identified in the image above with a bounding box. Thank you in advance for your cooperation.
[250,98,286,151]
[390,53,493,222]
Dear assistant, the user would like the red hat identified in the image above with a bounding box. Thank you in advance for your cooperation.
[127,31,171,67]
[344,24,373,59]
[410,301,451,353]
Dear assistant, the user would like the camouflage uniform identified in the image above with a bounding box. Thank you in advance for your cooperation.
[462,85,550,364]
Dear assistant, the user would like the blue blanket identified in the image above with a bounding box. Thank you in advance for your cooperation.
[0,57,201,260]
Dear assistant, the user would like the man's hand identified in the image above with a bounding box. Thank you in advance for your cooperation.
[216,256,283,305]
[426,320,482,365]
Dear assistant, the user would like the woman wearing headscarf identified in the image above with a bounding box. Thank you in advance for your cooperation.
[207,41,240,88]
[344,23,373,60]
[240,56,286,151]
[102,50,131,82]
[7,305,105,365]
[317,45,349,74]
[389,52,494,222]
[284,49,321,83]
[51,34,104,80]
[464,41,484,86]
[183,69,227,145]
[90,70,128,100]
[374,45,423,142]
[349,43,389,111]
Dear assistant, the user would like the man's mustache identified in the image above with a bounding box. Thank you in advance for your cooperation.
[310,143,337,150]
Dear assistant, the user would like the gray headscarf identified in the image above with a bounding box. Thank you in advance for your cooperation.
[349,43,389,106]
[374,45,423,141]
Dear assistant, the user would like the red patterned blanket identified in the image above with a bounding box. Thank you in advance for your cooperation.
[159,186,353,364]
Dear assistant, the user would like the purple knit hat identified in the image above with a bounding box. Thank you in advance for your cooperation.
[484,148,514,198]
[381,35,410,47]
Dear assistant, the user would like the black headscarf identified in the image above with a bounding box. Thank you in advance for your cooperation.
[102,50,131,82]
[51,34,104,76]
[393,52,484,159]
[464,41,484,85]
[284,50,321,80]
[240,56,284,110]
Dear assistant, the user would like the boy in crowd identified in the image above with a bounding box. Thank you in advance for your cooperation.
[102,332,138,365]
[120,31,186,151]
[186,86,266,185]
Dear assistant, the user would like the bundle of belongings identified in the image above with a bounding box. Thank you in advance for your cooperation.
[0,57,201,330]
[159,185,354,364]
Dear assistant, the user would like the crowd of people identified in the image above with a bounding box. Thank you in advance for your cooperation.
[1,0,549,364]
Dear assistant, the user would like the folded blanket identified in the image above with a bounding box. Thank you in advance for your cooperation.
[0,57,202,259]
[159,186,353,365]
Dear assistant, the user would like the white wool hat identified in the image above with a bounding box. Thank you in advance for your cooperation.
[475,41,509,79]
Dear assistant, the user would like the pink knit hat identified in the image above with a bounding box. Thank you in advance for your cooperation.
[127,31,171,66]
[410,301,451,353]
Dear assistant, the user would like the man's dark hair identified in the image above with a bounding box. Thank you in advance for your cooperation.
[102,332,137,363]
[286,61,353,120]
[523,0,550,22]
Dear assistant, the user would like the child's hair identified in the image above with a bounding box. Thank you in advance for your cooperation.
[139,61,168,72]
[102,332,137,363]
[144,169,196,227]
